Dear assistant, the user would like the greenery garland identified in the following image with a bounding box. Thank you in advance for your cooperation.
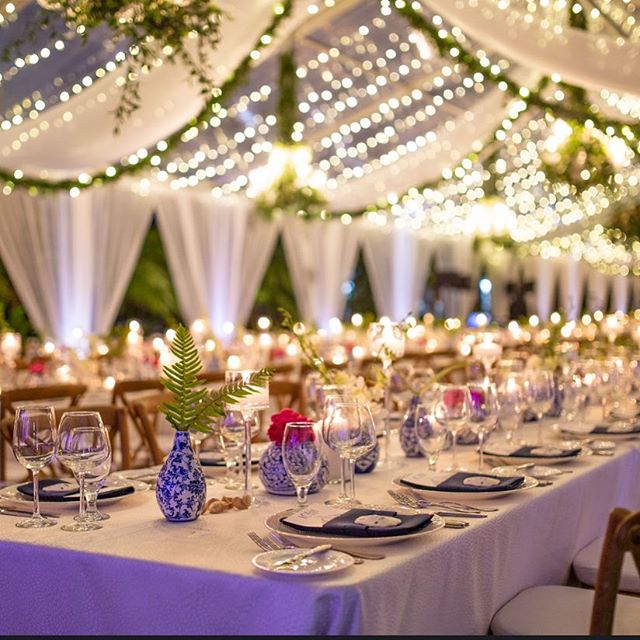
[0,0,294,195]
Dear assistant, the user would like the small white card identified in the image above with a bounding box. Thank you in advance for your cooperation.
[462,476,500,487]
[483,442,521,456]
[283,505,350,528]
[402,471,454,487]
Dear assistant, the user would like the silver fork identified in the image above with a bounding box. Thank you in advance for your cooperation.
[387,491,469,528]
[248,531,276,552]
[268,532,367,564]
[404,488,499,513]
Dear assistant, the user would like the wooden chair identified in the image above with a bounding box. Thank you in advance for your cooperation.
[111,379,164,466]
[131,392,173,466]
[491,508,640,635]
[0,383,87,481]
[269,379,307,415]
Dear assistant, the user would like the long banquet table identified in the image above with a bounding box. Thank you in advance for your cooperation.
[1,421,639,636]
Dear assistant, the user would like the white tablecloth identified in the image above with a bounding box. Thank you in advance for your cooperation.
[1,422,639,635]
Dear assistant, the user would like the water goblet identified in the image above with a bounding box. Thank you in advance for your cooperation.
[414,403,449,471]
[56,412,110,532]
[466,382,499,469]
[557,372,586,423]
[524,369,554,445]
[320,385,351,502]
[219,411,252,490]
[497,373,525,444]
[78,451,112,522]
[11,405,57,528]
[432,384,470,471]
[282,421,322,506]
[323,399,376,505]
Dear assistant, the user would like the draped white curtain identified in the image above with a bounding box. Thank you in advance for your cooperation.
[559,257,587,320]
[361,223,431,321]
[427,0,640,99]
[281,218,359,329]
[156,193,278,337]
[432,236,478,319]
[587,269,609,312]
[612,274,629,312]
[527,258,560,321]
[0,186,152,343]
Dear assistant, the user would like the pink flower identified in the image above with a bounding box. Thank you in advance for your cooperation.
[268,408,313,445]
[443,388,465,409]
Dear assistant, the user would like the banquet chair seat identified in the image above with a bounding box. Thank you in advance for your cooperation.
[574,536,640,594]
[491,507,640,636]
[131,392,174,466]
[269,379,306,415]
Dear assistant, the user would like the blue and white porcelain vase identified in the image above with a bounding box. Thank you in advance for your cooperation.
[258,443,330,495]
[354,439,380,473]
[155,431,206,522]
[399,395,425,458]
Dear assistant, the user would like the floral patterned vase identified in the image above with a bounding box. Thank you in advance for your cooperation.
[258,443,329,495]
[156,431,206,522]
[399,395,425,458]
[354,440,380,473]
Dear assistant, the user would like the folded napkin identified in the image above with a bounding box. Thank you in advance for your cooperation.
[281,505,433,538]
[400,470,525,493]
[484,443,581,458]
[561,421,640,435]
[17,478,134,502]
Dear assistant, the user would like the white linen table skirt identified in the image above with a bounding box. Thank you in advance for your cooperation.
[1,422,639,635]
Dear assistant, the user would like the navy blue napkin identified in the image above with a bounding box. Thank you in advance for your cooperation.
[507,445,581,458]
[592,423,640,434]
[17,478,134,502]
[281,508,433,538]
[401,471,525,493]
[199,451,259,467]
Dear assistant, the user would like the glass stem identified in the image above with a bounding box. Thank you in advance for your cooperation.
[537,419,543,446]
[296,485,308,506]
[384,364,391,464]
[450,429,458,469]
[427,454,438,471]
[339,456,347,500]
[348,460,356,500]
[194,440,202,466]
[243,416,252,497]
[85,488,98,516]
[78,473,86,522]
[32,469,40,519]
[478,431,485,469]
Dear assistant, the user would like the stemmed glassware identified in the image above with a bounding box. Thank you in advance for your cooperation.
[413,403,450,471]
[524,369,554,445]
[79,438,112,523]
[497,373,525,444]
[56,412,110,532]
[218,412,246,490]
[557,371,587,423]
[367,321,405,468]
[323,399,376,506]
[224,370,269,507]
[432,384,470,471]
[11,405,57,528]
[466,382,499,470]
[282,421,322,506]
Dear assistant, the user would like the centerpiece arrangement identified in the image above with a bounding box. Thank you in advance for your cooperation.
[157,325,271,521]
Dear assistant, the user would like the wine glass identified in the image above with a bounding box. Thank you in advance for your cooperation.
[320,385,351,504]
[224,370,269,507]
[56,412,110,532]
[79,450,112,523]
[324,400,376,505]
[497,373,525,444]
[219,410,253,490]
[466,382,499,470]
[282,421,322,506]
[432,384,470,471]
[414,403,449,471]
[11,405,57,528]
[524,369,554,445]
[367,321,405,468]
[557,372,586,423]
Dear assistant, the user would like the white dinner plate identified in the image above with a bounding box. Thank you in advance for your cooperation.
[392,475,538,501]
[553,422,640,441]
[0,478,144,509]
[251,548,354,576]
[490,465,564,479]
[265,508,445,548]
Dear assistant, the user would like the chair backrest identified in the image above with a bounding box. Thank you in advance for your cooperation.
[1,383,88,418]
[111,379,164,413]
[131,392,173,466]
[269,379,307,415]
[590,507,640,635]
[54,405,131,471]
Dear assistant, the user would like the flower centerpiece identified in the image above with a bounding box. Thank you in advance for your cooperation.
[156,325,271,521]
[258,408,329,495]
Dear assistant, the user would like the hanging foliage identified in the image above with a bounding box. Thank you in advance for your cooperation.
[19,1,225,131]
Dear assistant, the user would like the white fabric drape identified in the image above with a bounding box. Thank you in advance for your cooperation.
[0,187,152,343]
[612,274,629,312]
[587,269,608,312]
[559,257,587,320]
[528,258,560,321]
[361,223,431,320]
[156,193,278,336]
[281,218,359,329]
[432,236,478,319]
[427,0,640,99]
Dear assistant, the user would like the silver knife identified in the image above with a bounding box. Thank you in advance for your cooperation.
[0,506,58,518]
[272,544,333,567]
